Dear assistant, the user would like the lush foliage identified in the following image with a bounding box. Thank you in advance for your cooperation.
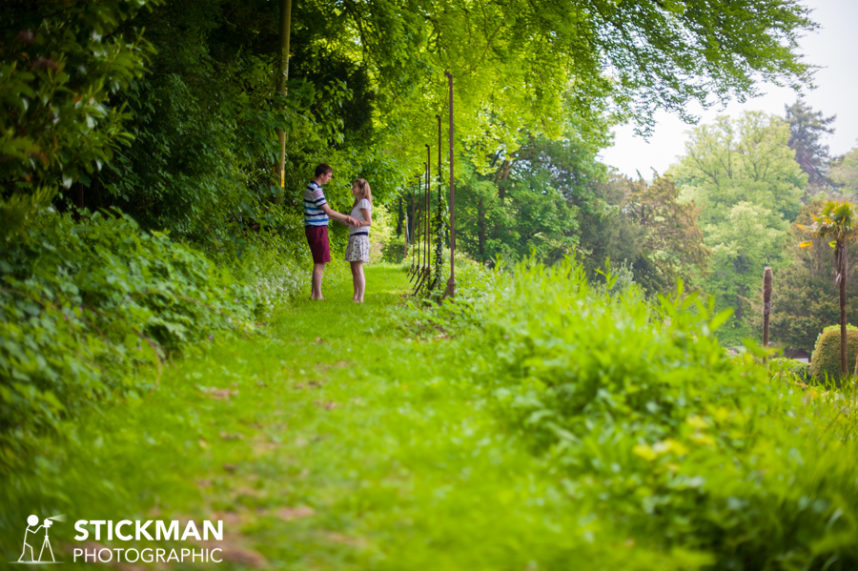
[0,0,155,236]
[3,0,818,240]
[609,175,708,294]
[454,134,605,265]
[6,263,858,569]
[671,111,806,341]
[412,257,858,568]
[0,209,256,471]
[3,266,668,570]
[767,203,858,352]
[3,1,850,563]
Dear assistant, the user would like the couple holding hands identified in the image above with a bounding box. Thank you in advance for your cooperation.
[303,163,373,303]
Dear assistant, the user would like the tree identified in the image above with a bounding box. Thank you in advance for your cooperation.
[0,0,154,236]
[785,98,836,191]
[830,148,858,199]
[673,112,806,224]
[766,202,858,353]
[3,0,820,257]
[456,133,604,264]
[332,0,817,180]
[670,112,806,341]
[620,176,709,294]
[705,201,791,334]
[95,0,383,251]
[800,201,858,376]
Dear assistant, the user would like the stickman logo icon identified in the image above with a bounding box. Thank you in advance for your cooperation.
[16,514,63,564]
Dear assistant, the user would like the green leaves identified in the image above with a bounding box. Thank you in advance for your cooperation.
[808,200,858,241]
[670,111,806,341]
[412,254,858,567]
[0,209,258,473]
[0,0,157,236]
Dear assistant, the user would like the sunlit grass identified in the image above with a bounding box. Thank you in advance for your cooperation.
[1,264,659,569]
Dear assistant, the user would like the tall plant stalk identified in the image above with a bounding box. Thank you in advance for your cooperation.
[800,201,858,376]
[276,0,292,188]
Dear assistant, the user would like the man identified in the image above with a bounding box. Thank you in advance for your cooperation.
[304,163,356,300]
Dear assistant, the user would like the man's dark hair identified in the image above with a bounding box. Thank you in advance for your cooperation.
[315,163,333,177]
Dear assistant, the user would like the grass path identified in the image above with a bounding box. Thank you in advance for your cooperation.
[13,265,624,569]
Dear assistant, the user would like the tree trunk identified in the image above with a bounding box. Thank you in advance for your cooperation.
[477,197,486,261]
[839,240,848,376]
[762,266,772,347]
[276,0,292,188]
[495,160,511,201]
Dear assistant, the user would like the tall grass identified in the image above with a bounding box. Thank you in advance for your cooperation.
[416,256,858,568]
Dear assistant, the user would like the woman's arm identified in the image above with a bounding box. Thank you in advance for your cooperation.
[360,208,372,227]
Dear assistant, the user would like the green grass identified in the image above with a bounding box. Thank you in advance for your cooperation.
[1,265,664,569]
[7,260,856,569]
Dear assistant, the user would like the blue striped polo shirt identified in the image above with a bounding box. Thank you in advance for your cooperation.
[304,181,329,226]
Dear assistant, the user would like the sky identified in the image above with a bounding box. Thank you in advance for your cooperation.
[598,0,858,179]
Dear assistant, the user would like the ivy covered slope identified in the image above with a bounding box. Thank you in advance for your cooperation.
[0,201,320,473]
[0,210,267,471]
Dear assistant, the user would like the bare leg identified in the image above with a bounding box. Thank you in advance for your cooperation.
[351,261,365,302]
[311,263,326,300]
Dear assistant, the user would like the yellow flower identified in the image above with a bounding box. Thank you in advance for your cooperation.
[686,415,710,430]
[689,432,716,447]
[633,444,657,461]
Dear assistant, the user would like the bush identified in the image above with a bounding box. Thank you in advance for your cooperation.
[809,324,858,384]
[382,237,407,264]
[367,203,396,264]
[233,236,309,319]
[770,357,811,383]
[0,209,257,471]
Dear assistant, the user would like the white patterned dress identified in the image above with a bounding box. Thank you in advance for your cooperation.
[345,198,371,262]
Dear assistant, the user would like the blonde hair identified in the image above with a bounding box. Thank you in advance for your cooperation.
[353,178,372,204]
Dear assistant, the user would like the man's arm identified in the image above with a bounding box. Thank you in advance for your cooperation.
[321,204,356,226]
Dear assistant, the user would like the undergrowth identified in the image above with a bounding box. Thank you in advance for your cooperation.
[0,209,259,472]
[409,257,858,568]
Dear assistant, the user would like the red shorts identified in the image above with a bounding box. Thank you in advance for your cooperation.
[305,225,331,264]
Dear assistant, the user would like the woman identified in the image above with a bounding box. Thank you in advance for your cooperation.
[345,178,372,303]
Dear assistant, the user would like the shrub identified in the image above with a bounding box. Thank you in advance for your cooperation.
[382,237,407,264]
[769,357,811,383]
[809,324,858,384]
[0,209,257,471]
[368,203,396,264]
[234,236,309,319]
